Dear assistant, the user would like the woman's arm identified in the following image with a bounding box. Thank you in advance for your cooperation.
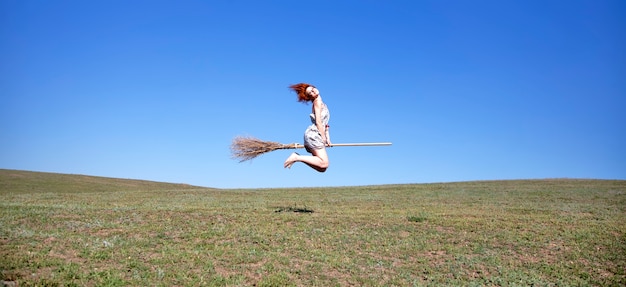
[313,100,329,146]
[325,124,331,146]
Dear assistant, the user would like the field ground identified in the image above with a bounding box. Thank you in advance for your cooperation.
[1,169,625,286]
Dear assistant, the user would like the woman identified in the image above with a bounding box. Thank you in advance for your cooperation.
[284,83,331,172]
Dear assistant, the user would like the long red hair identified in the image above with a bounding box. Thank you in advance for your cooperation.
[289,83,316,103]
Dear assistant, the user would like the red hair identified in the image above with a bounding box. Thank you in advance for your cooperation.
[289,83,315,103]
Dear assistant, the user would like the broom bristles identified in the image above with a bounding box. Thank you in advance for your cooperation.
[230,136,285,162]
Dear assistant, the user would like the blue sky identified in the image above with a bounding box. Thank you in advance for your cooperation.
[1,0,624,188]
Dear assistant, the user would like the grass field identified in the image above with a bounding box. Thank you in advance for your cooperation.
[1,169,624,286]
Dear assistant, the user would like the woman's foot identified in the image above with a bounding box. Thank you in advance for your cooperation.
[284,152,299,169]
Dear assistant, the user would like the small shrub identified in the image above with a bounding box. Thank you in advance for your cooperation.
[407,214,427,223]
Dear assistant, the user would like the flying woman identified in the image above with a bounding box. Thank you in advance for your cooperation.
[284,83,331,172]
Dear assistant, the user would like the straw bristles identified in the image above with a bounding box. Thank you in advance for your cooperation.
[230,136,285,162]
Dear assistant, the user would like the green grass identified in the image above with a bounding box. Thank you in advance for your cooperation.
[1,169,625,286]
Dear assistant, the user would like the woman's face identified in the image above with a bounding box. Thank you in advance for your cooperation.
[306,86,319,98]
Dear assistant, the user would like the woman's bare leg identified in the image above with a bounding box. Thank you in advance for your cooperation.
[284,148,329,172]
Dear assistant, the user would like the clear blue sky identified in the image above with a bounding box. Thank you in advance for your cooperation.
[1,0,624,188]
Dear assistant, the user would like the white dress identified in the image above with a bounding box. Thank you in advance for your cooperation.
[303,103,330,152]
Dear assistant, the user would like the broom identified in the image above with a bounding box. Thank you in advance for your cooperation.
[230,136,392,162]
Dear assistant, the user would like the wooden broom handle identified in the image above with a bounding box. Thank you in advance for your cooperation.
[328,142,392,147]
[283,142,392,149]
